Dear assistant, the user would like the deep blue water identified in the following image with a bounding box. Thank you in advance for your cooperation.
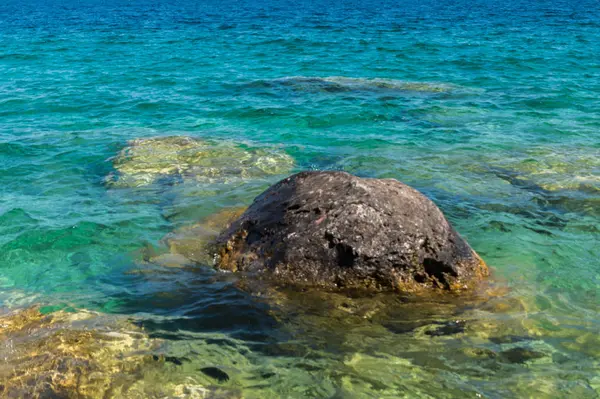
[1,0,599,397]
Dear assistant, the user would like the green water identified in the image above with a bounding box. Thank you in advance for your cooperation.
[0,0,599,397]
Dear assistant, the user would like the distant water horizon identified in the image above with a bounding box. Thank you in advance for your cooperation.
[1,0,599,397]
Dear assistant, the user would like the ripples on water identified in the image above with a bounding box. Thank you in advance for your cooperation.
[0,0,599,397]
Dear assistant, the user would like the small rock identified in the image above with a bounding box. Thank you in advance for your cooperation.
[500,347,546,364]
[425,320,467,337]
[489,335,529,344]
[200,367,230,382]
[165,356,189,366]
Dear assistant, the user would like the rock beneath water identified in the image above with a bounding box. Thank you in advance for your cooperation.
[252,76,454,94]
[499,347,546,364]
[489,335,530,344]
[425,320,467,337]
[0,307,245,398]
[488,146,600,193]
[106,136,295,188]
[213,171,488,292]
[200,367,230,383]
[149,207,247,267]
[0,307,157,398]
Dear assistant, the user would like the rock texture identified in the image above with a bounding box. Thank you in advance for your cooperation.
[214,171,488,292]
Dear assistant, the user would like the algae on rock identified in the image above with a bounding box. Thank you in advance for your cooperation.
[489,147,600,193]
[0,307,229,398]
[106,136,295,188]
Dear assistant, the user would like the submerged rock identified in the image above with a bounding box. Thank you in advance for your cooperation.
[0,307,246,398]
[106,136,295,188]
[425,320,467,337]
[200,367,230,383]
[489,147,600,193]
[499,347,546,364]
[0,307,155,398]
[213,171,488,293]
[253,76,454,94]
[149,207,247,267]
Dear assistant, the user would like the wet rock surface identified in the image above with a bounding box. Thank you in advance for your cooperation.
[214,171,488,292]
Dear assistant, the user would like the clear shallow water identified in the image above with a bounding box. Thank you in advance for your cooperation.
[1,0,599,397]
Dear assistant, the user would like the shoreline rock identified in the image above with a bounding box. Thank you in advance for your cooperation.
[213,171,488,293]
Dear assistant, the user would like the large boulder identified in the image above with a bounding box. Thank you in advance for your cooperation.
[213,171,488,292]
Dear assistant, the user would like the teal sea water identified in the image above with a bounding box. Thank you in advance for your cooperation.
[1,0,599,397]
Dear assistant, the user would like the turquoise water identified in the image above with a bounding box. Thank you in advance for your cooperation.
[1,0,599,397]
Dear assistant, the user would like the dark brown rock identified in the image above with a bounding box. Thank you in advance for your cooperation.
[213,171,488,292]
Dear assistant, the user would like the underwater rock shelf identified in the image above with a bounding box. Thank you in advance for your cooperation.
[213,171,488,293]
[0,307,241,398]
[106,136,295,188]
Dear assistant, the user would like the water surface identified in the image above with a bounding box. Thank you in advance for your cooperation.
[0,0,599,397]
